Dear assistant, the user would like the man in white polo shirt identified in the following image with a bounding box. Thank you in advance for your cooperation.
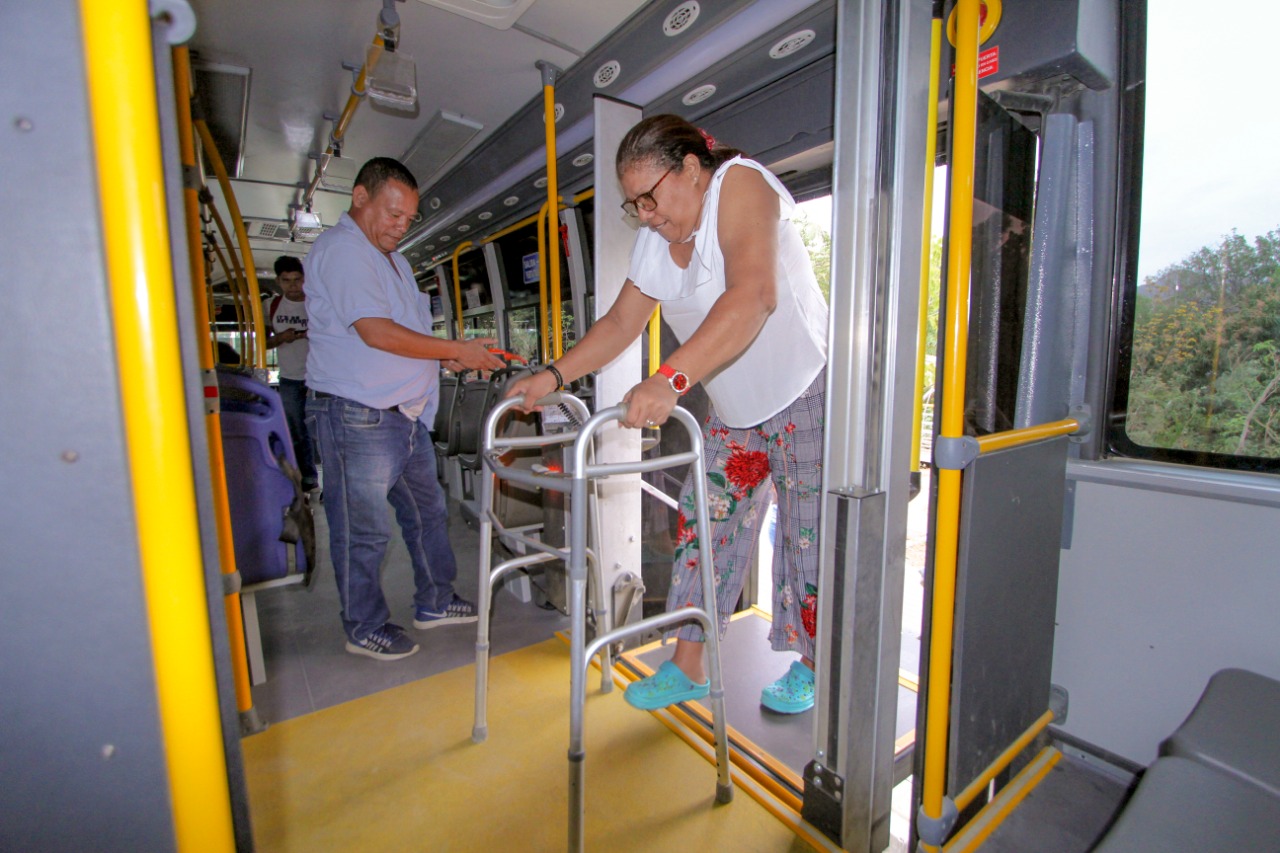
[305,157,504,661]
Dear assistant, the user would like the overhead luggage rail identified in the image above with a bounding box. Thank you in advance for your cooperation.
[472,392,733,853]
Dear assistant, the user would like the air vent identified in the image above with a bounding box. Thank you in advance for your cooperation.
[503,195,520,206]
[429,196,443,210]
[769,29,816,59]
[663,2,700,37]
[682,84,717,106]
[594,60,621,89]
[402,111,485,188]
[457,224,471,233]
[244,219,291,241]
[534,176,549,189]
[572,153,593,168]
[478,211,493,220]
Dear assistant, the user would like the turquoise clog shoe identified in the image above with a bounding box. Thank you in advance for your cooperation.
[624,660,710,710]
[761,661,815,713]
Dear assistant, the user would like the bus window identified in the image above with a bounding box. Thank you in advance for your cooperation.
[455,249,493,313]
[1112,0,1280,470]
[418,271,449,340]
[494,225,542,362]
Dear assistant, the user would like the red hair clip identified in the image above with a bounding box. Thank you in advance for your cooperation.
[698,128,716,150]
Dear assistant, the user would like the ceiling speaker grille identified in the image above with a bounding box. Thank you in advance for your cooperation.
[663,2,700,37]
[770,29,817,60]
[594,60,621,88]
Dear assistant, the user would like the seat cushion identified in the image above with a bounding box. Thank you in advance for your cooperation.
[1161,668,1280,798]
[1093,756,1280,853]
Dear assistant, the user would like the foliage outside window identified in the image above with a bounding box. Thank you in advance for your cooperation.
[1118,0,1280,467]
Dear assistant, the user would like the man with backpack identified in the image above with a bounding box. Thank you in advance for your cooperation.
[265,255,318,492]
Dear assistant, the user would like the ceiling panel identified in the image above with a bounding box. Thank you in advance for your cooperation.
[185,0,650,227]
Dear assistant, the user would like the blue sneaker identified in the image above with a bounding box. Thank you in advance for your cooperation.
[345,623,419,661]
[624,660,709,710]
[761,661,815,713]
[413,594,478,629]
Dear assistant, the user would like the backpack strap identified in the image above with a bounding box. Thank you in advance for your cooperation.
[265,294,283,333]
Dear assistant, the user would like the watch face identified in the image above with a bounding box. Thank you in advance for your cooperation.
[671,372,689,392]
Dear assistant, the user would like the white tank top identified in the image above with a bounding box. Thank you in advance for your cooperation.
[627,157,828,427]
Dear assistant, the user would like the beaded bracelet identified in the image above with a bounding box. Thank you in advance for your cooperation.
[545,364,565,390]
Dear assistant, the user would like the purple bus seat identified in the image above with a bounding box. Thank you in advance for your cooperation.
[217,370,315,685]
[217,370,311,586]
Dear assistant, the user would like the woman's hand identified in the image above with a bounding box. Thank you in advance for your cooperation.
[504,369,561,413]
[621,374,680,429]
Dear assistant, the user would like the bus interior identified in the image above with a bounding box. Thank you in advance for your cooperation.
[5,0,1280,851]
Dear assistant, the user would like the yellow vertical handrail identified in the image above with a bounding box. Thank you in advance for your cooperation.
[911,2,945,474]
[921,0,981,845]
[537,62,565,359]
[206,239,242,358]
[194,119,265,368]
[648,306,662,375]
[451,240,474,339]
[174,45,257,720]
[81,4,235,850]
[204,203,250,359]
[536,200,552,364]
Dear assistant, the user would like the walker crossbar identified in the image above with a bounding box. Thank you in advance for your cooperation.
[472,394,734,852]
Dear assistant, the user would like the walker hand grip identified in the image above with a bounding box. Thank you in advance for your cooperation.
[533,391,571,408]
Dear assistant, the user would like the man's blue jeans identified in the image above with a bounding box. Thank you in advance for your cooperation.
[306,394,458,642]
[277,377,317,486]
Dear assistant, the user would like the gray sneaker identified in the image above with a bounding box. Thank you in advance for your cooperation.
[345,623,419,661]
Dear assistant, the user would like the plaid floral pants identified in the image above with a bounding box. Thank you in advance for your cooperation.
[667,371,825,661]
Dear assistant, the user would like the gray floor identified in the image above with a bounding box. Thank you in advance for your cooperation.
[246,490,569,724]
[976,752,1132,852]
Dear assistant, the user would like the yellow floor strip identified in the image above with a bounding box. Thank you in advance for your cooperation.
[242,638,823,852]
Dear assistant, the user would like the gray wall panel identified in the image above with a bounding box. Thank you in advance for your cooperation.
[1054,468,1280,765]
[0,2,177,850]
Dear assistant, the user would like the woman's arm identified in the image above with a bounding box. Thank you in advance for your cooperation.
[505,281,657,409]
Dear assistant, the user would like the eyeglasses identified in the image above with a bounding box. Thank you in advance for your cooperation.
[620,168,673,218]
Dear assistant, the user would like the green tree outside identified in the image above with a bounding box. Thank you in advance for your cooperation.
[1127,227,1280,458]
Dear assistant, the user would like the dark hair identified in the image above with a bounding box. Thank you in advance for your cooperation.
[354,157,418,198]
[273,255,303,276]
[615,114,744,179]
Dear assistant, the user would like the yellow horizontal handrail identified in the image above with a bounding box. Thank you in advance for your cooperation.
[303,34,384,207]
[975,419,1079,455]
[953,708,1055,812]
[944,747,1062,853]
